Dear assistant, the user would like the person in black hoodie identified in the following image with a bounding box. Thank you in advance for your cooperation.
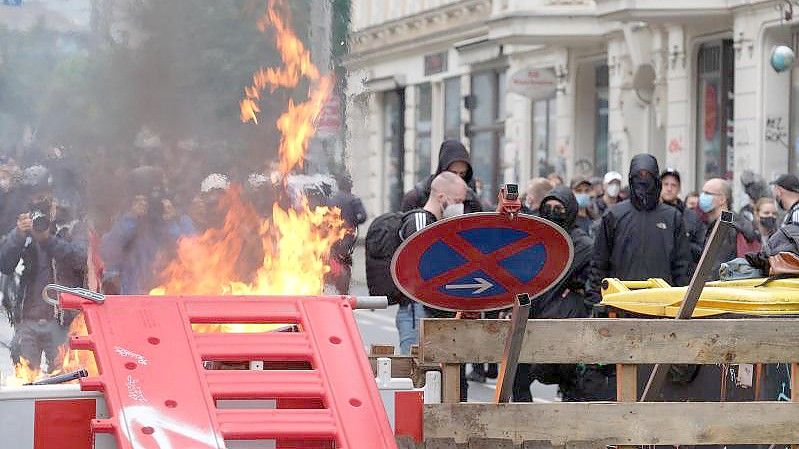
[513,186,614,401]
[401,140,483,214]
[591,154,692,297]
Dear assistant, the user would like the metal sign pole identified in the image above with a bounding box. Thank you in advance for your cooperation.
[494,293,531,403]
[640,210,735,401]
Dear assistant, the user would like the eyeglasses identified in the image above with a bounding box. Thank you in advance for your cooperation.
[702,191,724,196]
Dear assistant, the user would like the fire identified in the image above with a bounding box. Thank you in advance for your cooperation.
[150,0,345,328]
[240,0,334,175]
[3,0,341,386]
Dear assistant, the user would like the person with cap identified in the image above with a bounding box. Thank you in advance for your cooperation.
[401,139,483,214]
[591,171,623,217]
[325,172,367,295]
[571,176,597,236]
[0,165,87,371]
[521,177,553,215]
[590,154,692,298]
[101,166,195,295]
[698,178,761,280]
[660,168,706,266]
[772,174,799,227]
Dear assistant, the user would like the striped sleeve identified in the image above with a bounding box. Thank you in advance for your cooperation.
[400,211,429,241]
[792,208,799,225]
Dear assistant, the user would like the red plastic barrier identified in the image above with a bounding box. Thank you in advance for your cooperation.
[60,293,397,449]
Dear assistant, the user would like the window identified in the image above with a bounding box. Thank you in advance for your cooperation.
[696,41,734,183]
[383,89,405,212]
[469,69,505,206]
[444,77,461,139]
[594,64,609,176]
[533,98,558,177]
[415,83,432,182]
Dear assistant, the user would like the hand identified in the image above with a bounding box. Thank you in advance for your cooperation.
[131,195,148,218]
[16,213,32,234]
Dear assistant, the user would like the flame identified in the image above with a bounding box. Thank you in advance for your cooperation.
[1,0,342,386]
[240,0,334,175]
[151,0,345,330]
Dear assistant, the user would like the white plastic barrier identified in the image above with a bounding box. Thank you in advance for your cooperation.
[0,384,113,449]
[374,357,441,430]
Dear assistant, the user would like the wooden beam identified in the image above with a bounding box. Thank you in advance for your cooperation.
[442,364,461,403]
[424,402,799,445]
[616,364,637,449]
[420,318,799,364]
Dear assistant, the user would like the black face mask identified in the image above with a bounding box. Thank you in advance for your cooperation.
[540,204,568,229]
[760,216,778,233]
[631,174,659,211]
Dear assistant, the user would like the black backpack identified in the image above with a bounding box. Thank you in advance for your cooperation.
[365,211,406,305]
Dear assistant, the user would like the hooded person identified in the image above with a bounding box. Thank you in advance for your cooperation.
[513,186,614,402]
[590,154,692,297]
[400,140,483,213]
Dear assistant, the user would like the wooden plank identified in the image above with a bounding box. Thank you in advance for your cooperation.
[467,438,513,449]
[442,364,460,404]
[420,318,799,364]
[616,364,637,449]
[369,355,415,379]
[371,344,396,356]
[424,402,799,445]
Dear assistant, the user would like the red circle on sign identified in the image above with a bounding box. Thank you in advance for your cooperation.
[391,213,573,312]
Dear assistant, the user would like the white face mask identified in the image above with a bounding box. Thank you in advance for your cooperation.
[606,183,620,198]
[442,202,465,218]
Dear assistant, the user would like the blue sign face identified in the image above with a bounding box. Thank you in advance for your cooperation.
[392,213,574,312]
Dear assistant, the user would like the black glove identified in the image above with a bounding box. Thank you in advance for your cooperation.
[745,251,770,272]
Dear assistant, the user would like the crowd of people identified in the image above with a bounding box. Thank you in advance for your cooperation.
[0,149,366,372]
[381,138,799,402]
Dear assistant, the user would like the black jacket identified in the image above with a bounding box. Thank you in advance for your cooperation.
[0,222,87,323]
[591,155,692,294]
[664,198,707,265]
[532,186,593,318]
[400,140,483,213]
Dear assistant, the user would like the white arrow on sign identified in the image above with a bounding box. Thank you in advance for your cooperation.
[444,278,494,295]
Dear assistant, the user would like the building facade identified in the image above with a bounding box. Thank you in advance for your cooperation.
[344,0,799,216]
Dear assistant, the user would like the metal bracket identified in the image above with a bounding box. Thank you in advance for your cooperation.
[494,293,531,403]
[42,284,105,307]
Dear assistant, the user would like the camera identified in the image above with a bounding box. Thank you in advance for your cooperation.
[29,209,51,233]
[504,183,519,201]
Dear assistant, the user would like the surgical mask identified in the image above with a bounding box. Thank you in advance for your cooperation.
[442,202,464,218]
[575,193,591,209]
[760,216,777,232]
[606,183,620,198]
[698,193,716,213]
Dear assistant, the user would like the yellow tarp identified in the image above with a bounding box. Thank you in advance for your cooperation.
[599,277,799,317]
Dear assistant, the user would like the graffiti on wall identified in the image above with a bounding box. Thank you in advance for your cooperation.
[765,116,789,148]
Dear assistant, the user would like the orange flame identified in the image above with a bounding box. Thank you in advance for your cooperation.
[240,0,334,175]
[151,0,345,328]
[2,0,341,386]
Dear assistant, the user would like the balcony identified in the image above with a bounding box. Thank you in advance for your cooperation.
[594,0,731,22]
[488,0,603,46]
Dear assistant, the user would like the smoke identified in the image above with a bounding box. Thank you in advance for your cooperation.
[0,0,345,231]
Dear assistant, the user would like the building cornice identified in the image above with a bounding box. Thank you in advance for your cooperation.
[349,0,491,57]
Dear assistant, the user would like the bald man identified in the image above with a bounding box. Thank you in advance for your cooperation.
[699,178,760,279]
[396,171,469,400]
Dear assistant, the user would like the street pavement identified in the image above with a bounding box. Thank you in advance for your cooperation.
[0,245,558,402]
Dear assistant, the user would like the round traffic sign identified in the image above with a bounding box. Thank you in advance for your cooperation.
[391,212,574,312]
